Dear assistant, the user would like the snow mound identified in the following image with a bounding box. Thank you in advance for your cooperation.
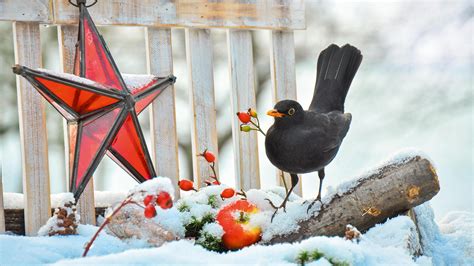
[1,188,471,264]
[438,211,474,259]
[9,213,444,266]
[413,203,473,265]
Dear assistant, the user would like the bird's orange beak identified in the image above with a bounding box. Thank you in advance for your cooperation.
[267,109,286,118]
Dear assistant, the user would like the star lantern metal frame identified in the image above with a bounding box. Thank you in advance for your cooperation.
[13,0,176,200]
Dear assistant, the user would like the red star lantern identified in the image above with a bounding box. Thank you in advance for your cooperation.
[13,1,176,200]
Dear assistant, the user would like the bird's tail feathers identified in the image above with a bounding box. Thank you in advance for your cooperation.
[309,44,362,113]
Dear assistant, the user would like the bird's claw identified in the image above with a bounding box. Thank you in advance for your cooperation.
[306,197,322,214]
[265,198,287,222]
[265,198,278,209]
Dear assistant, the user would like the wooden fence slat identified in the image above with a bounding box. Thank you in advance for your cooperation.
[57,25,96,225]
[1,1,305,30]
[0,0,49,22]
[185,28,218,188]
[269,30,302,196]
[0,172,5,233]
[47,0,305,30]
[227,30,260,191]
[145,28,180,198]
[13,21,51,235]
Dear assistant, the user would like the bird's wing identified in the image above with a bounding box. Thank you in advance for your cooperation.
[303,111,352,152]
[308,44,362,113]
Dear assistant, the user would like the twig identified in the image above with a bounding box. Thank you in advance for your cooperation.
[82,197,138,257]
[249,120,266,136]
[209,162,220,185]
[237,189,247,199]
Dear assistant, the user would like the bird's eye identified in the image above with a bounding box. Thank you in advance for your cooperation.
[288,108,295,116]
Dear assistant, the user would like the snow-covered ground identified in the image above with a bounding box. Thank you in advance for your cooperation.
[0,203,471,265]
[1,152,471,265]
[2,151,473,265]
[1,170,472,266]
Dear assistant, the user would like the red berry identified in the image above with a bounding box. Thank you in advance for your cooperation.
[178,180,195,191]
[202,150,216,163]
[221,188,235,199]
[156,191,173,209]
[236,112,251,124]
[143,195,154,206]
[144,204,156,218]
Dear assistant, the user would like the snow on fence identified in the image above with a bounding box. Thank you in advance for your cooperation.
[0,0,306,235]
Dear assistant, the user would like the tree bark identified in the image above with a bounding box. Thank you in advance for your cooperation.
[268,156,440,244]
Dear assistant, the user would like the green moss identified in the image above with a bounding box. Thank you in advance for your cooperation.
[207,195,219,208]
[310,250,324,261]
[196,232,225,253]
[295,249,349,266]
[328,258,350,266]
[296,251,310,266]
[184,213,215,238]
[177,202,190,212]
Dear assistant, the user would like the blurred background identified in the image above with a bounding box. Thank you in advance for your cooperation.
[0,0,472,219]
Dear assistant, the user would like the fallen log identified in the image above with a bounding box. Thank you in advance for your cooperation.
[268,155,440,244]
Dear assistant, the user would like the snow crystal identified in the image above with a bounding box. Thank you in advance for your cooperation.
[363,216,421,255]
[382,147,435,168]
[201,223,224,239]
[37,69,110,90]
[122,73,157,92]
[37,214,61,237]
[154,207,186,238]
[245,189,277,211]
[34,69,161,95]
[127,177,175,201]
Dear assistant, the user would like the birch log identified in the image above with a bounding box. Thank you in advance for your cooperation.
[268,156,440,244]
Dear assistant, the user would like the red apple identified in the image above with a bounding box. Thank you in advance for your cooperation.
[216,200,261,250]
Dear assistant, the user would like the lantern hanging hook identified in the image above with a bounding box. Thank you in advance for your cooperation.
[68,0,98,8]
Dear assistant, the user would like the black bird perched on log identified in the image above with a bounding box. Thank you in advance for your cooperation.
[265,44,362,215]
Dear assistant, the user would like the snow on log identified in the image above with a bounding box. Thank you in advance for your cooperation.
[268,155,440,244]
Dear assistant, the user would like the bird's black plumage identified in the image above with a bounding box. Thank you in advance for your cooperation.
[264,44,362,214]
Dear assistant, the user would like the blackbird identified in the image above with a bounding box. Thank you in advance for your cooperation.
[265,44,362,215]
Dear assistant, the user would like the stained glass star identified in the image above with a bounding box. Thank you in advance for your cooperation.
[13,4,176,200]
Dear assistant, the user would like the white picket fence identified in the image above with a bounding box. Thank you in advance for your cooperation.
[0,0,306,235]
